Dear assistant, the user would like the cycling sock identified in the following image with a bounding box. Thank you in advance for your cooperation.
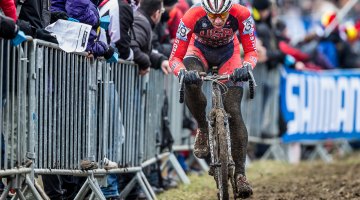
[223,87,247,175]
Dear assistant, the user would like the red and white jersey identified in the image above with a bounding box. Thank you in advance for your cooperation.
[169,4,258,76]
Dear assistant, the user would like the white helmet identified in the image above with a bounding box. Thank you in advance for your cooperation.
[201,0,232,14]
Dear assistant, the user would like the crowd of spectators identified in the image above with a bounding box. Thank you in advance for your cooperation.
[2,0,359,71]
[1,0,360,199]
[250,0,360,71]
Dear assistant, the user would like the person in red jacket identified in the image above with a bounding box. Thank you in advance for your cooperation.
[169,0,257,198]
[167,0,183,40]
[0,0,17,21]
[176,0,189,15]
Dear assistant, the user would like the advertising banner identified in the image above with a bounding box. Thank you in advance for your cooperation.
[280,67,360,143]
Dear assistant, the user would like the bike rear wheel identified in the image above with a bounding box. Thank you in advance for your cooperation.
[214,109,229,200]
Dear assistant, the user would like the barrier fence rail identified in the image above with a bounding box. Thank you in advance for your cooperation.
[0,38,44,199]
[33,40,93,170]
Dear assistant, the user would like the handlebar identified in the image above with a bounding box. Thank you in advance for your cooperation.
[248,70,257,99]
[179,69,257,103]
[179,75,185,103]
[198,73,231,81]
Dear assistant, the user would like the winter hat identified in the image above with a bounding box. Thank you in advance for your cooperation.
[164,0,178,7]
[252,0,271,11]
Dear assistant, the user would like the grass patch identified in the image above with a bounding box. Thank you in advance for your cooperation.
[158,173,218,200]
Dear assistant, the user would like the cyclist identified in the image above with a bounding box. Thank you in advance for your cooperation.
[169,0,257,198]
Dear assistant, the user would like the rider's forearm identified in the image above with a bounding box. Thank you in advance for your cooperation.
[243,50,258,69]
[170,57,186,76]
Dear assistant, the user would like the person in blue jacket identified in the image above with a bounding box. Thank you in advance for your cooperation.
[50,0,115,59]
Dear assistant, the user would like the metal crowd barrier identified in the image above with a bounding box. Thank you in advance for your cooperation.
[28,39,147,200]
[168,77,191,149]
[241,64,287,161]
[8,40,189,199]
[142,71,164,162]
[140,71,190,185]
[30,39,108,199]
[32,40,94,170]
[95,59,143,168]
[0,38,43,199]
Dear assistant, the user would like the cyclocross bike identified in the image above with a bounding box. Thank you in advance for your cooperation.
[179,66,256,200]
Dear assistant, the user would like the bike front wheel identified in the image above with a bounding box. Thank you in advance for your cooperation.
[214,109,229,200]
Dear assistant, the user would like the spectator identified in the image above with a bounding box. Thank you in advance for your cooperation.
[164,0,182,40]
[252,0,285,140]
[0,14,21,193]
[311,0,338,22]
[0,14,19,39]
[317,12,360,69]
[176,0,189,15]
[152,0,178,57]
[99,0,139,61]
[255,37,268,64]
[252,0,285,70]
[131,0,172,75]
[16,0,58,44]
[51,0,115,59]
[274,19,322,71]
[0,0,17,21]
[18,0,50,29]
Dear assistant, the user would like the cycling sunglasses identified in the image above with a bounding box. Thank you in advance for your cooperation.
[207,12,229,20]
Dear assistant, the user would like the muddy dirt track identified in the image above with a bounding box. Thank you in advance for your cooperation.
[158,152,360,200]
[251,154,360,200]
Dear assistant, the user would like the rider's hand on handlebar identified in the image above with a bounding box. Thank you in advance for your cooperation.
[231,63,252,82]
[178,69,201,85]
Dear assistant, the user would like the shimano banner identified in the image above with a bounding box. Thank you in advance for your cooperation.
[280,67,360,143]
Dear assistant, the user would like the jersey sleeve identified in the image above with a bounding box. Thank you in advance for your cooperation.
[234,5,258,69]
[0,0,17,21]
[169,7,201,76]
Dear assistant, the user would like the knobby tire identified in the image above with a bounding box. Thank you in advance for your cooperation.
[215,109,229,200]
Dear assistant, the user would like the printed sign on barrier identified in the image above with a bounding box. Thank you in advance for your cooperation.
[280,67,360,143]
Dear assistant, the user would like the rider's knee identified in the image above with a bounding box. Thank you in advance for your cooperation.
[183,56,205,72]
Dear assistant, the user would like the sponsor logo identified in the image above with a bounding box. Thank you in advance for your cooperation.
[170,39,180,59]
[250,56,257,64]
[176,21,191,41]
[242,16,254,35]
[199,28,233,40]
[81,31,88,47]
[284,73,360,134]
[249,31,256,49]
